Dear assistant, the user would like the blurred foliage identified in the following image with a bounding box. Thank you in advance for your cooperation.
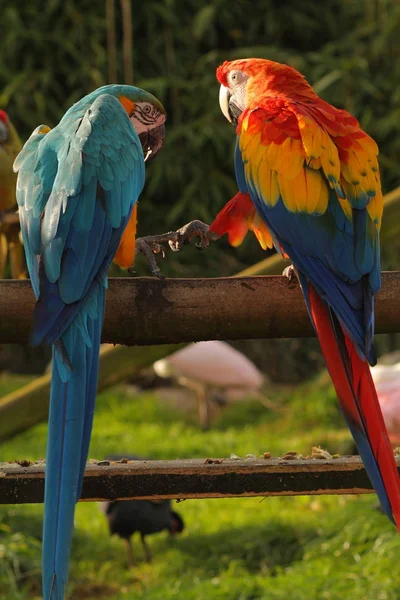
[1,0,399,381]
[1,0,399,276]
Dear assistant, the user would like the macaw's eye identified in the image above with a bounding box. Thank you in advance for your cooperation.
[229,70,241,85]
[142,105,152,114]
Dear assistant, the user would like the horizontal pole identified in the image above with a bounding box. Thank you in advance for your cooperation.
[0,271,400,345]
[0,456,397,503]
[236,252,288,277]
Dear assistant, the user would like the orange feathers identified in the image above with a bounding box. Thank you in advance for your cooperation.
[113,203,138,268]
[217,59,383,230]
[209,191,273,250]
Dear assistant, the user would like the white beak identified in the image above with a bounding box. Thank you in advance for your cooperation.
[219,84,232,123]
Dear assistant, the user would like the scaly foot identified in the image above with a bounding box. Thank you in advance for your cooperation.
[131,237,167,279]
[131,220,220,278]
[168,220,218,252]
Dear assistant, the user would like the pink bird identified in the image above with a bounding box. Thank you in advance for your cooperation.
[371,357,400,446]
[153,341,265,429]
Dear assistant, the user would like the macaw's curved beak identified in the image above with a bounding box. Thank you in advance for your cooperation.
[219,85,242,127]
[219,85,232,123]
[139,123,166,162]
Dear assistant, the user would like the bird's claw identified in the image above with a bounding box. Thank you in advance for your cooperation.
[168,220,217,253]
[131,220,219,278]
[282,264,298,288]
[131,237,166,279]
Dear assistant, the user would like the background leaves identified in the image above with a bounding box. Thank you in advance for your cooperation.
[1,0,399,277]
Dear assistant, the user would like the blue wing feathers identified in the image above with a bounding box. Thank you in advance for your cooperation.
[31,209,128,347]
[235,141,379,364]
[234,138,248,194]
[353,208,375,277]
[17,94,144,348]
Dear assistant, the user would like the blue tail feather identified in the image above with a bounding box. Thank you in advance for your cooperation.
[77,286,106,496]
[42,285,105,600]
[343,410,394,522]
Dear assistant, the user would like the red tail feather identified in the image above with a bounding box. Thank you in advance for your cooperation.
[308,283,400,529]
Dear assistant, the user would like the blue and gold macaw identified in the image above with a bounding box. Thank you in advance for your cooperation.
[14,85,166,599]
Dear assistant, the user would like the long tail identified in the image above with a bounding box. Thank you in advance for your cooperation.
[305,281,400,528]
[42,285,105,599]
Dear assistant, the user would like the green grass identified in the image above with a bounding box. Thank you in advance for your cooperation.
[0,376,399,600]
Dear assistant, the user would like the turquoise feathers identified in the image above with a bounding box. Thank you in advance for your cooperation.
[14,84,165,599]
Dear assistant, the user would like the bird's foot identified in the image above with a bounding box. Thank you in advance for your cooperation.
[124,538,135,568]
[140,533,153,563]
[282,264,298,288]
[130,221,219,278]
[131,237,168,279]
[167,220,219,252]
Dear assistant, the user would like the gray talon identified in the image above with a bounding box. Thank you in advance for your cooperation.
[282,264,298,287]
[130,220,219,277]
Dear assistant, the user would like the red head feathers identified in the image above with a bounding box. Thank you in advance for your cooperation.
[0,110,9,125]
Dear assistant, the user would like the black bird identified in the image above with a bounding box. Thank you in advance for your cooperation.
[99,455,184,566]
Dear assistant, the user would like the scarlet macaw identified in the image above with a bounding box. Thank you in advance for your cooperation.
[0,110,25,278]
[14,85,166,599]
[211,58,400,528]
